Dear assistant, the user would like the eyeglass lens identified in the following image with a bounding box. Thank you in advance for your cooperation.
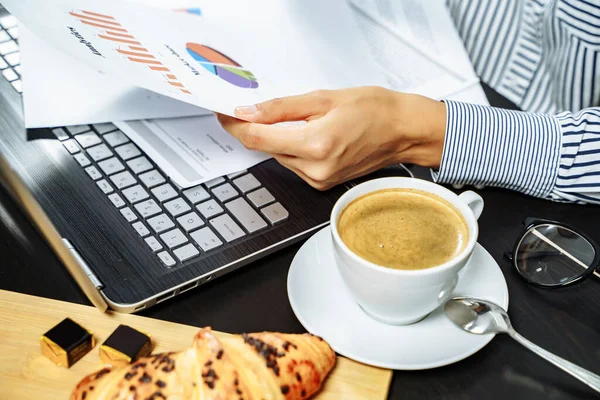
[515,224,596,286]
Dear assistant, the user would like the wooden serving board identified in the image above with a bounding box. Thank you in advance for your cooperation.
[0,290,392,399]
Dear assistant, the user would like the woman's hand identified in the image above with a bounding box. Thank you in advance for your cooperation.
[217,87,447,190]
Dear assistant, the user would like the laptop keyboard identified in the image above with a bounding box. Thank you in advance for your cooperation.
[53,124,289,268]
[0,14,21,93]
[0,10,289,269]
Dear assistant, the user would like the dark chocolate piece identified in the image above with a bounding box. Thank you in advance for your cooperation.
[99,324,152,366]
[40,318,95,368]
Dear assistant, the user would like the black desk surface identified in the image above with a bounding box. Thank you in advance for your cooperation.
[1,85,599,399]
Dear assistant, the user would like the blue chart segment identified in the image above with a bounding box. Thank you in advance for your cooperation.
[186,43,259,89]
[175,8,202,16]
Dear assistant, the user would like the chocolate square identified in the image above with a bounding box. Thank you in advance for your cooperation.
[41,318,94,367]
[100,325,152,365]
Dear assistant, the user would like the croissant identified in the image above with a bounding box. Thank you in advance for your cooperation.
[70,327,336,400]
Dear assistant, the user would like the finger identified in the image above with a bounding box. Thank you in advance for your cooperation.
[234,90,332,124]
[217,113,313,157]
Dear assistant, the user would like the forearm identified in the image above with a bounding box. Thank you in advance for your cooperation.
[431,101,600,204]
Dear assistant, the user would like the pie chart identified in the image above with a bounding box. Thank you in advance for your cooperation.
[186,43,259,89]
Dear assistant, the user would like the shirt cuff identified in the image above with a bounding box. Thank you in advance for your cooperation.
[431,100,562,198]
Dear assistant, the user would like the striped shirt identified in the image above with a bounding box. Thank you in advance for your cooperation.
[433,0,600,204]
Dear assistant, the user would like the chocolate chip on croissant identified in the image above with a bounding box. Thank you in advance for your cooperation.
[71,327,336,400]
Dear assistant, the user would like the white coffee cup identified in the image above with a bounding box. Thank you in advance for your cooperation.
[330,177,484,325]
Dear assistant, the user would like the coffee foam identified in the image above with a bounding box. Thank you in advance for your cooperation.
[337,188,469,270]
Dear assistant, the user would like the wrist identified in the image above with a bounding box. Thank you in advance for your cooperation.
[391,93,447,168]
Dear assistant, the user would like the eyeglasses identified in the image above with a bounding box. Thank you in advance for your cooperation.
[506,218,600,288]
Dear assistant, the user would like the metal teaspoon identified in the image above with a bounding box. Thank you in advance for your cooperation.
[444,296,600,393]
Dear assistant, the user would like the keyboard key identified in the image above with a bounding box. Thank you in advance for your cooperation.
[247,188,275,208]
[127,156,153,174]
[212,183,238,203]
[182,185,210,204]
[0,31,9,43]
[232,173,261,194]
[157,251,176,267]
[66,125,91,135]
[7,27,18,40]
[173,244,199,263]
[139,170,165,189]
[0,56,7,69]
[75,132,101,148]
[209,214,245,242]
[0,15,18,29]
[104,131,129,147]
[10,79,21,93]
[164,198,191,217]
[196,199,223,219]
[51,128,69,141]
[96,179,113,194]
[62,139,80,154]
[190,227,223,251]
[2,68,16,81]
[225,198,267,233]
[84,166,102,181]
[4,52,19,67]
[87,144,113,161]
[147,214,175,234]
[160,228,188,249]
[134,199,162,218]
[108,193,126,208]
[204,176,225,188]
[145,236,163,252]
[0,40,18,55]
[261,202,289,224]
[98,157,125,176]
[227,170,247,179]
[114,143,141,161]
[152,183,178,202]
[120,207,137,222]
[122,184,149,204]
[132,221,150,237]
[177,212,204,232]
[93,123,117,134]
[73,153,91,167]
[110,171,137,190]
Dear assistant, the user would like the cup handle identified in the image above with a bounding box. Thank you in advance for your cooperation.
[458,191,484,220]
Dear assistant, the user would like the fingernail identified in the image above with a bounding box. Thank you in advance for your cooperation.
[235,105,258,115]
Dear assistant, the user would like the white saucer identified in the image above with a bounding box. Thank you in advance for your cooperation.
[287,226,509,370]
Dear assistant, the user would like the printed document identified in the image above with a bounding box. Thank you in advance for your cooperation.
[20,25,210,129]
[19,1,220,128]
[5,0,386,119]
[115,115,270,188]
[349,0,489,105]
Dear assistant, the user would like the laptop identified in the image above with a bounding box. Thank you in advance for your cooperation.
[0,6,412,313]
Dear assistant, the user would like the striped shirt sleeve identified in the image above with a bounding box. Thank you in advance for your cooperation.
[432,100,600,204]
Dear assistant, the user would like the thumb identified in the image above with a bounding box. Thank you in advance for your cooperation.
[234,90,331,124]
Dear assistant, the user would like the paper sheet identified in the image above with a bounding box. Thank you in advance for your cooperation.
[19,2,224,129]
[20,25,210,129]
[349,0,488,105]
[115,115,270,187]
[6,0,387,121]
